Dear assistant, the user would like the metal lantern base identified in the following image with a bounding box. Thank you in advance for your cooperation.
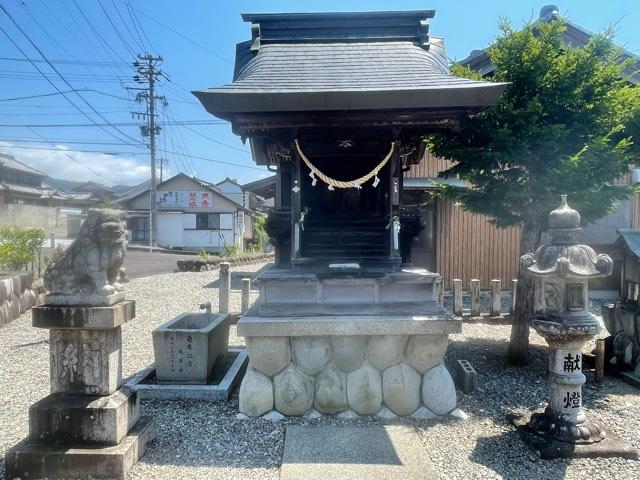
[510,410,638,460]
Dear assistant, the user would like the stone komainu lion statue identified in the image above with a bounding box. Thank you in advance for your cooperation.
[44,208,127,297]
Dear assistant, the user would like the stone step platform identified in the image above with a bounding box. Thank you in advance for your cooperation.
[29,388,139,446]
[255,301,446,317]
[4,416,155,480]
[257,268,441,308]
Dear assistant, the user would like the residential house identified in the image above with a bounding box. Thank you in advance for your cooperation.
[216,177,270,213]
[119,172,253,252]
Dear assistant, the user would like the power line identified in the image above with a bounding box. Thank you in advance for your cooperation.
[0,143,137,155]
[0,121,227,127]
[70,0,129,65]
[131,6,232,64]
[0,55,129,66]
[0,5,144,146]
[124,0,150,53]
[0,137,144,145]
[25,127,119,183]
[96,0,137,58]
[20,0,132,95]
[125,0,156,53]
[0,89,131,102]
[0,140,263,171]
[178,123,250,153]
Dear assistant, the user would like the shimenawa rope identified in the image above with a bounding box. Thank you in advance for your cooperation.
[294,139,395,190]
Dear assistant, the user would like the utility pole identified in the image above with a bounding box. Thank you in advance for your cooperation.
[159,158,167,182]
[129,54,166,253]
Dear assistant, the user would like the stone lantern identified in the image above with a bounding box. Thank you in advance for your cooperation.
[514,195,636,459]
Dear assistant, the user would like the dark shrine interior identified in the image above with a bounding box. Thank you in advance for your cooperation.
[296,131,394,261]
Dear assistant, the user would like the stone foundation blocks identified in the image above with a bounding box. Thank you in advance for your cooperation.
[292,336,332,375]
[331,336,365,373]
[346,362,382,415]
[382,362,421,416]
[314,365,347,414]
[422,363,457,415]
[405,335,448,373]
[246,336,291,377]
[239,368,274,417]
[367,335,407,370]
[274,365,314,415]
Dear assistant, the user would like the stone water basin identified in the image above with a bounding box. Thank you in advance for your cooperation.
[152,312,229,384]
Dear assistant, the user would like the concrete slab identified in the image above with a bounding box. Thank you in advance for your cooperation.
[280,425,436,480]
[126,348,248,401]
[4,416,155,480]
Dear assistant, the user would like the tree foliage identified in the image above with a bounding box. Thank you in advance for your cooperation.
[430,19,640,229]
[0,227,46,271]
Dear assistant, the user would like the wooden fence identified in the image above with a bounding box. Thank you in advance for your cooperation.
[442,278,518,319]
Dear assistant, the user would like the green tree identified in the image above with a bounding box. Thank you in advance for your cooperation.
[429,19,640,365]
[0,227,46,271]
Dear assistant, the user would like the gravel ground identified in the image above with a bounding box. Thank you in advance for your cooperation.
[1,263,639,480]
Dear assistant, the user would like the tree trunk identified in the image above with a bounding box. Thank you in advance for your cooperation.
[507,221,541,366]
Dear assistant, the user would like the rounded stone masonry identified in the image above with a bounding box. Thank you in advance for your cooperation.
[331,336,366,373]
[239,368,274,417]
[421,363,457,415]
[346,361,383,415]
[246,336,291,377]
[274,365,314,415]
[292,336,332,376]
[367,335,407,370]
[314,364,347,414]
[9,294,19,319]
[405,335,448,373]
[383,362,421,416]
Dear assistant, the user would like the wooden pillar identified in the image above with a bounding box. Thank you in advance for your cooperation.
[510,279,518,314]
[453,279,463,316]
[470,279,480,317]
[490,279,501,317]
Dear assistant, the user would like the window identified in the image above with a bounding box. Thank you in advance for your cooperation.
[196,213,220,230]
[130,217,149,242]
[567,284,584,310]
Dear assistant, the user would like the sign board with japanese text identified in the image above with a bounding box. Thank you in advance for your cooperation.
[156,191,212,209]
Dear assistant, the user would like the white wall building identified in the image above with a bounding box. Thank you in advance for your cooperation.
[120,173,252,252]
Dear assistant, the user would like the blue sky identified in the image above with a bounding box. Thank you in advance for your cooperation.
[0,0,638,187]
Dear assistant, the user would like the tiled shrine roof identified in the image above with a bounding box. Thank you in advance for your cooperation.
[194,10,507,116]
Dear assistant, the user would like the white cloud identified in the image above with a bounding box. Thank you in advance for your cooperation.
[0,142,155,186]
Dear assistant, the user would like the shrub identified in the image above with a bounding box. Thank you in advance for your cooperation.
[0,227,46,270]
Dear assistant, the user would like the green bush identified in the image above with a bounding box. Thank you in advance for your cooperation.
[0,227,46,270]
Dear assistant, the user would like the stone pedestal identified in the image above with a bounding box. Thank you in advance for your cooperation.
[4,301,155,480]
[238,267,461,418]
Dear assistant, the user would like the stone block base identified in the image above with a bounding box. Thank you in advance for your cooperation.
[29,388,139,446]
[49,327,122,395]
[45,291,125,307]
[4,416,155,480]
[510,412,638,460]
[238,316,459,417]
[33,301,135,329]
